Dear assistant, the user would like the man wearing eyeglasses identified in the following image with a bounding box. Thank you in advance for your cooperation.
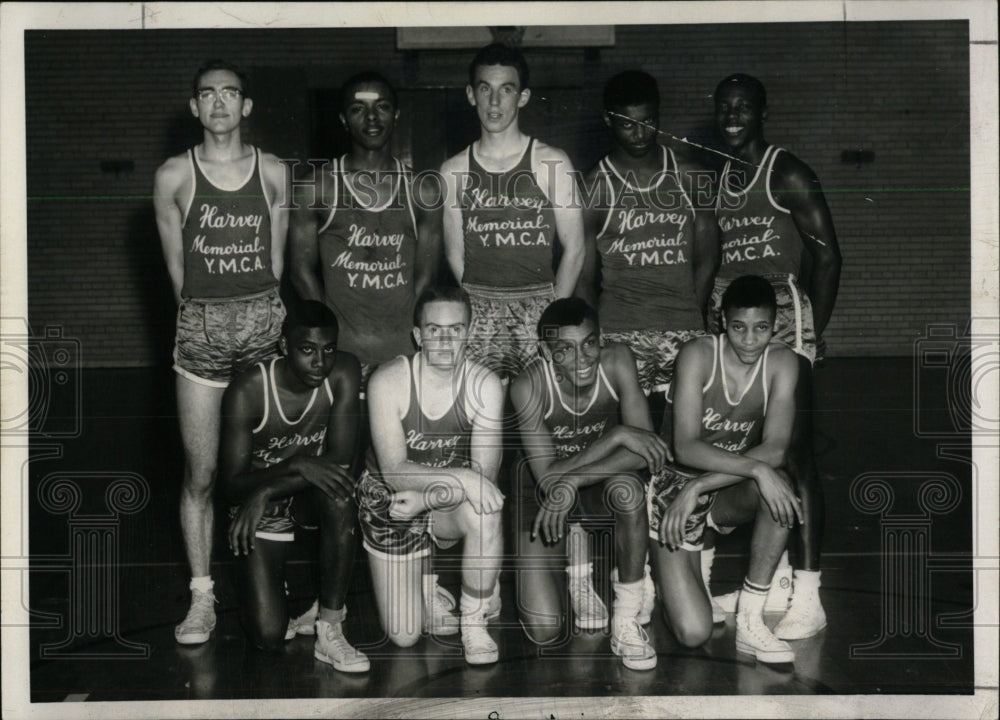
[153,59,289,646]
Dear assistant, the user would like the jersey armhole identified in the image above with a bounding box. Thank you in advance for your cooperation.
[399,158,419,235]
[714,160,732,213]
[761,345,771,416]
[702,336,719,394]
[252,361,270,433]
[667,147,696,214]
[181,150,197,226]
[316,158,339,235]
[596,161,615,239]
[257,148,274,218]
[599,363,619,403]
[764,146,791,214]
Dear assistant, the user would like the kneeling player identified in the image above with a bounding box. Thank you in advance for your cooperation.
[358,287,505,665]
[650,275,803,663]
[221,301,368,672]
[511,298,669,670]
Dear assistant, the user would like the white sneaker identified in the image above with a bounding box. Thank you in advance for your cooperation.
[569,573,609,630]
[714,589,740,615]
[314,617,370,673]
[423,584,460,636]
[774,588,827,640]
[461,613,499,665]
[175,589,216,645]
[285,599,319,640]
[610,616,657,670]
[735,613,795,664]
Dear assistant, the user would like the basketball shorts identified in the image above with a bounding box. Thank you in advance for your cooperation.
[173,288,285,387]
[228,495,294,542]
[647,466,733,551]
[463,282,555,381]
[356,470,460,561]
[601,329,706,397]
[708,273,818,365]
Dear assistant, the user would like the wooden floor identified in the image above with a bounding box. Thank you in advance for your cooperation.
[21,358,978,713]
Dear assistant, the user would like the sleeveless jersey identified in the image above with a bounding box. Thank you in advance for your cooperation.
[238,357,334,536]
[317,157,419,366]
[366,355,473,474]
[698,335,769,455]
[181,147,277,299]
[715,145,803,281]
[460,138,557,287]
[538,359,620,459]
[595,146,702,332]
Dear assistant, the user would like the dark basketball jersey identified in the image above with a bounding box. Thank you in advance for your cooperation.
[595,146,702,332]
[538,359,620,460]
[366,355,473,474]
[699,335,769,455]
[234,357,334,537]
[181,147,277,299]
[460,138,557,287]
[715,145,803,281]
[317,157,419,367]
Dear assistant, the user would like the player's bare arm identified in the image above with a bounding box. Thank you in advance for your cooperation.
[575,163,610,306]
[153,154,191,305]
[440,153,467,284]
[413,169,444,297]
[676,154,721,326]
[535,141,585,299]
[771,152,843,337]
[261,150,290,282]
[288,167,331,302]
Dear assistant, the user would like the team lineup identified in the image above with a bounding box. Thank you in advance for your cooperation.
[153,42,842,675]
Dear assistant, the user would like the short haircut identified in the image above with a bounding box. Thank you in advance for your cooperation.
[192,59,250,98]
[714,73,767,108]
[468,42,530,89]
[414,286,472,327]
[339,71,397,111]
[537,298,600,342]
[603,70,660,111]
[721,275,777,318]
[282,300,339,339]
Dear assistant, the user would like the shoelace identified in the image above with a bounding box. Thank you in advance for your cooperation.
[618,618,652,650]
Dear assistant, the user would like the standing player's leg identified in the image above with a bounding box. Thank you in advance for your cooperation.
[367,551,425,648]
[235,537,291,651]
[175,375,225,644]
[774,353,827,638]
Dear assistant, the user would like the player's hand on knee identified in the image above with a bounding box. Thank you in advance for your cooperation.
[532,504,569,545]
[660,486,697,551]
[291,456,355,501]
[229,491,268,556]
[614,426,670,473]
[755,468,803,529]
[459,476,504,516]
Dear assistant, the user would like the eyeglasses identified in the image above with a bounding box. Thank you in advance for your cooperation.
[196,88,243,103]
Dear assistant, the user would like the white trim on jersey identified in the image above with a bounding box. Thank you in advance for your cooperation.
[764,146,791,214]
[253,361,270,433]
[316,157,340,236]
[718,335,767,407]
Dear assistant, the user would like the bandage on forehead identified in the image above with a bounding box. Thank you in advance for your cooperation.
[354,91,381,101]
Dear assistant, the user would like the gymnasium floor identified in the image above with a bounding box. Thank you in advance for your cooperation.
[22,357,976,706]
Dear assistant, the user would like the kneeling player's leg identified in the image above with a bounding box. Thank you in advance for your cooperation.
[433,501,503,664]
[313,487,358,612]
[515,529,568,645]
[650,544,713,647]
[367,550,424,648]
[235,538,290,651]
[788,355,824,571]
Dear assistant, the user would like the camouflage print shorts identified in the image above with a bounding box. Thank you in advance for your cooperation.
[463,282,555,380]
[601,329,706,397]
[646,466,717,551]
[708,273,818,365]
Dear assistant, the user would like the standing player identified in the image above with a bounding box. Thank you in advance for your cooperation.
[511,298,669,670]
[440,42,595,625]
[290,71,439,382]
[706,74,842,637]
[221,301,368,672]
[649,275,803,663]
[358,287,506,665]
[288,72,443,635]
[154,60,289,644]
[578,70,719,619]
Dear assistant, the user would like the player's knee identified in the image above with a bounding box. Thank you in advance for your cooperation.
[315,489,357,524]
[388,628,422,648]
[670,612,712,648]
[523,621,563,646]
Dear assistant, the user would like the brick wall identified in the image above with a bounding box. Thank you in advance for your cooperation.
[24,22,970,366]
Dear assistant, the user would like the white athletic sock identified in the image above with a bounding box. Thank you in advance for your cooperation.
[566,562,591,581]
[792,569,821,593]
[612,575,644,617]
[737,578,769,619]
[190,576,213,594]
[700,547,716,591]
[422,573,439,601]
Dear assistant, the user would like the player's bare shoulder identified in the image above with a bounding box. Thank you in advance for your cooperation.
[464,358,504,413]
[329,350,362,387]
[764,342,800,382]
[153,151,191,199]
[258,149,289,199]
[531,138,573,169]
[223,361,267,416]
[769,148,821,196]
